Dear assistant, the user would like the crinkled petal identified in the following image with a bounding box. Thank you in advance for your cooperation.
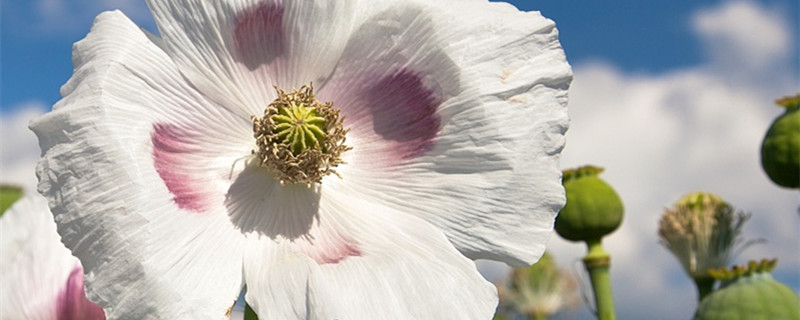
[0,194,104,320]
[146,0,357,116]
[242,183,497,319]
[31,11,249,319]
[321,1,571,266]
[224,160,325,241]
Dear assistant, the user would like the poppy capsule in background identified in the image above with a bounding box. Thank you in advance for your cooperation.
[694,259,800,320]
[760,94,800,189]
[555,166,624,243]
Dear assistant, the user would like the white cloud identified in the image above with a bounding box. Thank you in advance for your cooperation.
[480,1,798,319]
[692,1,792,75]
[1,102,48,194]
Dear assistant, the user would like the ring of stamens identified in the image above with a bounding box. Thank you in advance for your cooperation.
[253,85,350,184]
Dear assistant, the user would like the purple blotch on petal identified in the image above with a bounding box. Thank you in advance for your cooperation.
[233,0,285,69]
[298,232,362,265]
[309,241,362,265]
[152,124,209,213]
[364,69,442,160]
[56,267,106,320]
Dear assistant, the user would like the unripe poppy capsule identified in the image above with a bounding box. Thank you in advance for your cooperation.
[555,166,624,243]
[760,94,800,189]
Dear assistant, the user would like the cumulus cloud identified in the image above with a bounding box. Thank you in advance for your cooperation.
[692,1,792,76]
[1,102,47,193]
[483,1,797,319]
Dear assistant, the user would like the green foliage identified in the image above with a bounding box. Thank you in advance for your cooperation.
[492,312,511,320]
[244,303,259,320]
[0,185,24,217]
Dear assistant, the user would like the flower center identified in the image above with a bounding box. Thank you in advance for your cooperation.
[253,85,349,184]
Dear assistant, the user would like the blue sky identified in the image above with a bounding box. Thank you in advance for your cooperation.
[520,0,797,72]
[4,0,795,111]
[2,1,798,320]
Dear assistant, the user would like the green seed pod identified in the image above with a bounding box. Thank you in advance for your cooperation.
[555,166,624,242]
[695,259,800,320]
[760,94,800,189]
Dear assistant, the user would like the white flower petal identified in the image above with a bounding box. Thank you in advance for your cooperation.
[146,0,357,115]
[242,186,498,320]
[225,159,323,240]
[31,11,249,319]
[0,194,104,320]
[321,1,571,266]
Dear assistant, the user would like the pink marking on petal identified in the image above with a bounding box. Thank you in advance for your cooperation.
[363,69,442,160]
[152,124,212,212]
[56,267,106,320]
[296,231,362,265]
[233,0,285,68]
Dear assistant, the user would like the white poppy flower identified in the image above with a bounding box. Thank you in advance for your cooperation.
[0,195,105,320]
[31,0,571,319]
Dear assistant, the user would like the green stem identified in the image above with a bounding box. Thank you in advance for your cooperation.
[583,238,615,320]
[244,303,259,320]
[693,276,715,302]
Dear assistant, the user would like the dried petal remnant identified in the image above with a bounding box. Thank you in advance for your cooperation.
[253,85,350,184]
